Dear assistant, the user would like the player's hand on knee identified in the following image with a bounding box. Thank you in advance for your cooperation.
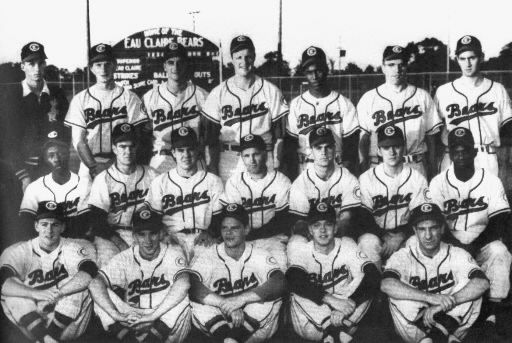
[331,310,346,327]
[427,294,455,311]
[230,309,244,328]
[195,230,217,247]
[326,296,355,315]
[422,305,442,329]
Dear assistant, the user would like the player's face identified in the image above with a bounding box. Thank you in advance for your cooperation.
[311,143,335,167]
[232,49,255,77]
[382,59,407,85]
[414,219,444,256]
[91,60,116,83]
[173,146,198,170]
[35,218,64,249]
[133,230,161,260]
[21,59,46,83]
[241,147,267,174]
[378,144,404,167]
[457,51,482,77]
[304,63,328,91]
[309,219,337,247]
[221,217,249,249]
[164,57,189,82]
[449,145,476,169]
[45,145,70,171]
[113,141,137,166]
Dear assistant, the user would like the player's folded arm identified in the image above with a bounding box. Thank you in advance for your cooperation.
[0,265,17,290]
[349,262,381,306]
[285,266,325,305]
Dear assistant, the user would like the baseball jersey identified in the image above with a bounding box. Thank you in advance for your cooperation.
[89,165,157,227]
[99,243,188,308]
[429,166,510,244]
[0,238,96,290]
[359,164,429,231]
[189,242,280,296]
[221,170,291,230]
[384,241,483,294]
[201,75,289,144]
[434,77,512,147]
[20,172,90,217]
[289,166,360,218]
[357,84,440,157]
[65,85,147,157]
[145,169,223,232]
[142,82,208,152]
[287,90,359,155]
[288,237,371,296]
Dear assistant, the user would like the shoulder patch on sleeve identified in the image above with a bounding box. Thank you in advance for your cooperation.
[354,186,361,200]
[266,255,278,266]
[175,256,187,268]
[424,188,431,201]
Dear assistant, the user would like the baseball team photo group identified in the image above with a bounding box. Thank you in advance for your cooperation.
[1,3,512,342]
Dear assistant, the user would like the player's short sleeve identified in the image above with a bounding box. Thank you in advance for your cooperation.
[342,97,360,137]
[428,175,446,211]
[286,241,309,272]
[220,175,242,206]
[340,170,361,211]
[342,238,371,277]
[433,88,447,121]
[127,91,147,126]
[88,172,111,212]
[19,181,39,215]
[449,247,484,282]
[267,82,289,122]
[275,173,292,212]
[498,84,512,128]
[65,94,86,129]
[423,90,443,135]
[409,172,430,210]
[64,240,97,275]
[141,89,153,121]
[145,175,164,214]
[254,248,281,280]
[209,174,224,216]
[487,176,510,218]
[356,92,372,134]
[383,248,409,281]
[286,97,300,137]
[358,172,374,212]
[189,247,214,283]
[167,248,189,282]
[289,180,310,218]
[0,244,28,280]
[201,85,222,124]
[99,253,127,289]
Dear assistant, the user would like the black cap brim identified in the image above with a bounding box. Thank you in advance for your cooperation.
[410,213,445,227]
[23,52,47,62]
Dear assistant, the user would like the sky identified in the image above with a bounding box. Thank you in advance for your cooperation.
[1,0,511,71]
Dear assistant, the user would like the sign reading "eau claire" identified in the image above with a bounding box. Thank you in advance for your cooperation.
[123,27,206,49]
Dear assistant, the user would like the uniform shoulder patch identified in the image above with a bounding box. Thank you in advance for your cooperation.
[353,186,361,200]
[266,255,278,265]
[175,256,186,267]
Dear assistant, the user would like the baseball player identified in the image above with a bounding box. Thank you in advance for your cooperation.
[358,45,441,178]
[382,203,489,343]
[188,203,285,343]
[201,35,289,183]
[429,127,511,335]
[88,123,157,250]
[0,201,98,342]
[434,35,512,185]
[88,209,191,342]
[0,41,69,191]
[221,134,292,270]
[65,43,147,183]
[142,42,209,174]
[287,46,359,176]
[358,125,430,267]
[286,202,380,343]
[145,126,224,261]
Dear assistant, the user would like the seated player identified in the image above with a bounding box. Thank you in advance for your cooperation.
[382,203,489,343]
[88,209,191,342]
[89,123,157,250]
[0,201,98,342]
[189,203,285,343]
[221,134,292,270]
[286,202,380,343]
[146,126,223,261]
[358,125,429,267]
[429,127,511,335]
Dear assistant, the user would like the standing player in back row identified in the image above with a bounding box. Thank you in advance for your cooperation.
[287,46,359,176]
[358,45,441,178]
[142,42,209,174]
[201,35,289,183]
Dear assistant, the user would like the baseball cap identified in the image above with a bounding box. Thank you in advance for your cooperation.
[43,123,70,151]
[301,46,327,70]
[377,125,405,147]
[89,43,115,64]
[164,42,188,60]
[448,127,474,149]
[309,127,335,147]
[132,209,162,233]
[308,202,336,224]
[21,42,47,62]
[409,203,445,226]
[221,203,249,226]
[36,201,65,221]
[383,45,407,62]
[230,35,255,55]
[240,134,266,152]
[170,127,198,148]
[455,35,482,56]
[112,123,136,145]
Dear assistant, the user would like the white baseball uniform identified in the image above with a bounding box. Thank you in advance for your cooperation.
[0,238,96,341]
[201,75,289,182]
[287,90,359,172]
[287,237,373,341]
[142,81,209,174]
[429,166,511,299]
[435,77,512,175]
[189,242,282,341]
[384,241,483,343]
[357,84,441,176]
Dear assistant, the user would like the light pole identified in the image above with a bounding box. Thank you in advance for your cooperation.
[189,11,200,32]
[86,0,91,86]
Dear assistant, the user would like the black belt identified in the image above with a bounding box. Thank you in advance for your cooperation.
[153,149,174,156]
[179,228,202,234]
[221,144,243,152]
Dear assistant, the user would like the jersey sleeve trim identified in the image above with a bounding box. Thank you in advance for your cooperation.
[382,269,401,280]
[131,117,149,126]
[285,128,298,138]
[187,269,203,283]
[339,203,361,211]
[289,209,308,217]
[272,110,289,123]
[488,208,511,218]
[200,110,220,124]
[288,264,307,273]
[19,208,37,215]
[500,116,512,128]
[98,270,114,290]
[64,120,86,129]
[426,122,444,135]
[359,127,370,134]
[144,201,163,214]
[468,268,487,280]
[342,125,360,137]
[173,268,190,282]
[1,265,20,278]
[267,267,281,280]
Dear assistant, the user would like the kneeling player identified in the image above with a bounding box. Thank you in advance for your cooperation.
[189,204,285,343]
[382,203,489,343]
[286,202,380,343]
[0,201,98,342]
[88,209,191,342]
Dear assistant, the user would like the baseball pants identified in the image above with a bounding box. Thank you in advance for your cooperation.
[476,240,512,300]
[440,148,498,176]
[219,150,275,184]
